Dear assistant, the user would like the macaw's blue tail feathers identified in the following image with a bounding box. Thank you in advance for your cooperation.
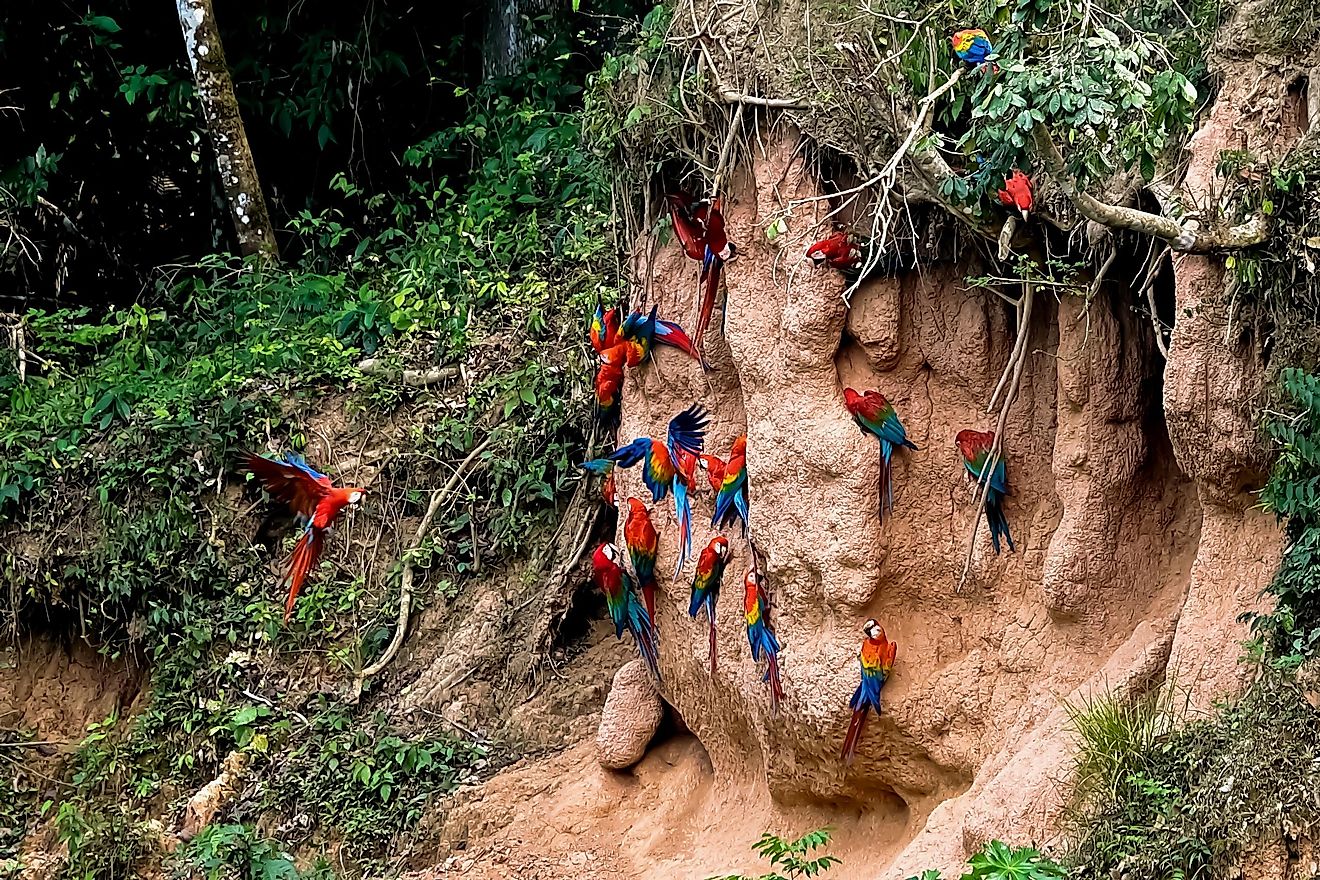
[580,458,615,476]
[985,490,1015,555]
[627,599,662,682]
[673,480,692,580]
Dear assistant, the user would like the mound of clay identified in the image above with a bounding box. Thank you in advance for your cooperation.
[595,659,663,770]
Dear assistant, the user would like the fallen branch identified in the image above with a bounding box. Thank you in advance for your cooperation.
[357,358,460,387]
[718,86,807,109]
[1139,244,1173,358]
[997,217,1019,261]
[958,280,1034,592]
[1032,123,1268,253]
[354,434,495,692]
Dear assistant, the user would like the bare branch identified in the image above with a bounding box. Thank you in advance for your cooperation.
[717,87,808,109]
[1031,123,1268,253]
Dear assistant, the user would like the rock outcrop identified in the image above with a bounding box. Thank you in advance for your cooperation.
[596,659,663,770]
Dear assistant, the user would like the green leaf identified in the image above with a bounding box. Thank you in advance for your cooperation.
[83,15,121,33]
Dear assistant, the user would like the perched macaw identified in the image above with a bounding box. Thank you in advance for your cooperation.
[712,434,749,535]
[240,451,365,623]
[689,535,731,676]
[843,388,919,522]
[806,231,863,273]
[624,497,660,625]
[956,429,1015,554]
[594,354,625,426]
[950,28,998,73]
[592,542,661,680]
[590,304,622,354]
[582,458,618,508]
[672,447,700,579]
[698,453,726,495]
[744,564,784,711]
[580,404,709,503]
[998,170,1033,221]
[619,306,658,367]
[841,618,897,764]
[666,191,737,360]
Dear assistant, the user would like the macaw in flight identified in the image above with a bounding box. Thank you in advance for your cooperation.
[841,618,897,764]
[240,451,365,623]
[998,170,1034,221]
[624,497,661,625]
[806,231,864,274]
[671,446,701,579]
[744,563,784,711]
[956,429,1015,554]
[666,191,737,360]
[843,388,919,522]
[689,535,731,676]
[580,403,709,504]
[950,28,999,74]
[712,434,749,536]
[592,542,661,680]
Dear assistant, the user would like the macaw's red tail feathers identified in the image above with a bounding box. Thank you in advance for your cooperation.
[841,708,868,765]
[878,445,893,523]
[282,528,321,623]
[766,654,784,713]
[654,319,704,366]
[693,258,721,358]
[708,612,718,678]
[642,583,657,630]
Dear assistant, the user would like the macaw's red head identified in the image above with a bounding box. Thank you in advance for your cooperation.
[842,387,863,413]
[862,617,885,641]
[729,434,747,461]
[698,454,725,493]
[709,535,730,559]
[997,169,1033,220]
[626,496,647,520]
[593,541,622,570]
[955,428,995,461]
[600,342,629,368]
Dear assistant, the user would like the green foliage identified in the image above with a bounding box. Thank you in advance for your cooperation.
[175,824,334,880]
[1065,684,1183,815]
[0,730,37,867]
[906,840,1066,880]
[1063,671,1320,879]
[710,828,841,880]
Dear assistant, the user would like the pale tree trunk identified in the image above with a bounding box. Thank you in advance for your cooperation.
[176,0,279,260]
[483,0,560,80]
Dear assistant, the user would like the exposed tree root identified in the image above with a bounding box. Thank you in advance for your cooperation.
[357,358,460,387]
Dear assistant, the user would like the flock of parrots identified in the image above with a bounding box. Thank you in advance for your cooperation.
[234,25,1028,765]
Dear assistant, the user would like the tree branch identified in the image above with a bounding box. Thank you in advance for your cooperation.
[1031,123,1268,253]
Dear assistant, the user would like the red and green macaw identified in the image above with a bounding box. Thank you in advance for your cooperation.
[806,231,863,274]
[744,564,784,711]
[665,191,737,360]
[672,446,700,579]
[841,618,897,764]
[688,535,731,676]
[956,429,1015,554]
[624,497,660,625]
[843,388,919,522]
[240,451,365,623]
[950,28,998,73]
[580,404,709,504]
[998,170,1034,221]
[712,434,749,535]
[592,542,661,680]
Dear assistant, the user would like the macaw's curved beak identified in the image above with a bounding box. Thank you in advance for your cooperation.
[1020,209,1029,222]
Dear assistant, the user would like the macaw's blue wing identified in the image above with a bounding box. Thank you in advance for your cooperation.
[666,404,709,461]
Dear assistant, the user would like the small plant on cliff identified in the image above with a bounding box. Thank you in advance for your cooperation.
[906,841,1066,880]
[709,828,840,880]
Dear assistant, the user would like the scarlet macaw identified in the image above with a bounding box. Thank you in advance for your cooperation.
[697,453,725,495]
[744,564,784,711]
[712,434,749,535]
[672,447,700,579]
[998,170,1034,221]
[594,354,625,427]
[806,231,863,274]
[580,404,710,503]
[956,429,1015,554]
[624,497,660,625]
[665,191,737,360]
[240,451,365,623]
[592,542,661,680]
[619,306,657,367]
[950,28,998,73]
[843,388,919,522]
[689,535,731,676]
[841,618,897,764]
[590,303,622,354]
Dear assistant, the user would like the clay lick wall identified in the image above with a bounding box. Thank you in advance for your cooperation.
[608,129,1280,873]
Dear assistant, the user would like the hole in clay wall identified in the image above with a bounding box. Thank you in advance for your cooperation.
[1288,75,1310,136]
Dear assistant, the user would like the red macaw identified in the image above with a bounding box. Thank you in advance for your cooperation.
[618,306,657,367]
[843,388,919,522]
[581,404,709,503]
[697,453,725,495]
[744,564,784,711]
[592,542,661,680]
[240,451,365,623]
[688,535,731,676]
[624,497,660,625]
[841,618,897,764]
[602,468,617,508]
[666,191,737,360]
[806,231,863,273]
[998,170,1034,221]
[590,303,622,354]
[712,434,748,535]
[956,429,1015,554]
[594,355,625,426]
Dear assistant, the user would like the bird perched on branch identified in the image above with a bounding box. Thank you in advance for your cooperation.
[843,388,919,522]
[592,542,661,680]
[956,429,1015,554]
[998,170,1034,221]
[666,191,737,360]
[841,618,897,764]
[240,450,365,623]
[580,404,710,504]
[744,563,784,711]
[950,28,998,74]
[689,535,731,676]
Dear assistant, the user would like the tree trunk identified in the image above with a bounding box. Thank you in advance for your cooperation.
[175,0,278,260]
[482,0,560,80]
